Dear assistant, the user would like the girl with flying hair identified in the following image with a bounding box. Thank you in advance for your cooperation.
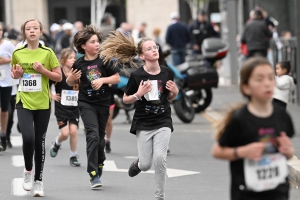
[100,31,178,200]
[211,57,295,200]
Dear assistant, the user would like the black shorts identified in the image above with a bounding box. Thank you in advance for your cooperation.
[56,116,79,129]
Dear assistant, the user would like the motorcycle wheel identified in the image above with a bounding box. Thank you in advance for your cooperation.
[193,88,213,113]
[173,94,195,123]
[112,105,120,119]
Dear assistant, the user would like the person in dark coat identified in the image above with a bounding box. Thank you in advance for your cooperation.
[165,12,190,66]
[241,9,273,58]
[189,9,219,54]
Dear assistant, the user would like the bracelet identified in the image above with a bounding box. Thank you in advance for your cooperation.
[234,147,239,160]
[133,93,141,101]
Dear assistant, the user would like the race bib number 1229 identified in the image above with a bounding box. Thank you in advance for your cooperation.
[244,153,288,192]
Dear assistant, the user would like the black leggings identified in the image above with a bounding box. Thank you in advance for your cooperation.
[6,94,16,137]
[0,86,12,112]
[17,107,51,181]
[79,101,109,174]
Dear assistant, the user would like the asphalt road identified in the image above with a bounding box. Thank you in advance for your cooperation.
[0,105,299,200]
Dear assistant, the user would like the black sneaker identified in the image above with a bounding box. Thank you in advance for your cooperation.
[7,135,12,148]
[0,144,3,151]
[50,140,61,157]
[7,140,12,148]
[128,159,141,177]
[105,141,111,153]
[1,136,6,151]
[70,156,81,167]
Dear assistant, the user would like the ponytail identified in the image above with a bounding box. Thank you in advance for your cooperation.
[100,31,139,71]
[215,103,244,140]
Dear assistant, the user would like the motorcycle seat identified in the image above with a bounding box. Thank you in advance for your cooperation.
[176,60,206,73]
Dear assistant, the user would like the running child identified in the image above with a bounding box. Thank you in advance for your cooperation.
[66,25,120,189]
[49,48,81,167]
[0,21,15,151]
[273,61,295,109]
[11,19,62,197]
[100,31,179,200]
[212,57,295,200]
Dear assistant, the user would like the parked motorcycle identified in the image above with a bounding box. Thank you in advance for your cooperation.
[112,38,228,124]
[167,38,228,123]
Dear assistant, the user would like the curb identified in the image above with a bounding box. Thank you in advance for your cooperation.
[202,108,300,187]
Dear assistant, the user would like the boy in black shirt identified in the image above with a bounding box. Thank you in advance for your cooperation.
[66,26,120,189]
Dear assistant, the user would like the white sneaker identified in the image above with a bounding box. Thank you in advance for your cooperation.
[33,181,44,197]
[22,170,33,191]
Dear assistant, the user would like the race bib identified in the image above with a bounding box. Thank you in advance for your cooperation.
[19,74,42,92]
[61,90,79,106]
[0,69,5,80]
[244,153,288,192]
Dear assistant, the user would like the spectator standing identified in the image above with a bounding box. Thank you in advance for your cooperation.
[132,23,147,44]
[189,9,218,54]
[241,9,273,58]
[166,12,190,66]
[60,22,74,49]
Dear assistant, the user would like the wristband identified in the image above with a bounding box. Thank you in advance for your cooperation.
[234,147,239,160]
[133,93,141,101]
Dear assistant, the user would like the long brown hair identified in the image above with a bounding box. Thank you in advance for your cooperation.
[215,57,272,140]
[100,31,154,70]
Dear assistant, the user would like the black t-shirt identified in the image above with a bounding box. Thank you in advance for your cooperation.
[50,68,79,118]
[72,56,120,106]
[219,104,294,200]
[125,66,174,134]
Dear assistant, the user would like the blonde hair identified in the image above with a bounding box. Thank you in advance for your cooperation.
[59,48,75,65]
[21,19,43,42]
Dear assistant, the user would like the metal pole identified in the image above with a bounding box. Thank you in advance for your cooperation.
[227,0,239,84]
[294,0,300,105]
[9,0,14,25]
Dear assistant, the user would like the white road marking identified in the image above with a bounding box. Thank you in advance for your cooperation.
[124,156,138,159]
[103,160,200,178]
[11,178,30,196]
[12,155,24,167]
[11,136,22,147]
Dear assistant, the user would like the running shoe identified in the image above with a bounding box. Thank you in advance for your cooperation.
[70,156,81,167]
[1,136,6,151]
[33,181,44,197]
[22,170,33,191]
[105,141,111,153]
[50,139,61,157]
[7,139,12,148]
[0,144,3,151]
[90,175,102,189]
[128,159,141,177]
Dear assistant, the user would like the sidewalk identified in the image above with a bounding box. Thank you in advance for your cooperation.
[203,85,300,186]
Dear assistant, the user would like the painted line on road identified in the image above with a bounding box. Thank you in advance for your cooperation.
[103,160,200,178]
[12,155,24,167]
[11,136,23,147]
[11,178,30,196]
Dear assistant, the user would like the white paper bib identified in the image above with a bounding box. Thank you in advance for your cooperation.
[61,90,79,106]
[19,74,42,92]
[144,80,159,101]
[244,153,288,192]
